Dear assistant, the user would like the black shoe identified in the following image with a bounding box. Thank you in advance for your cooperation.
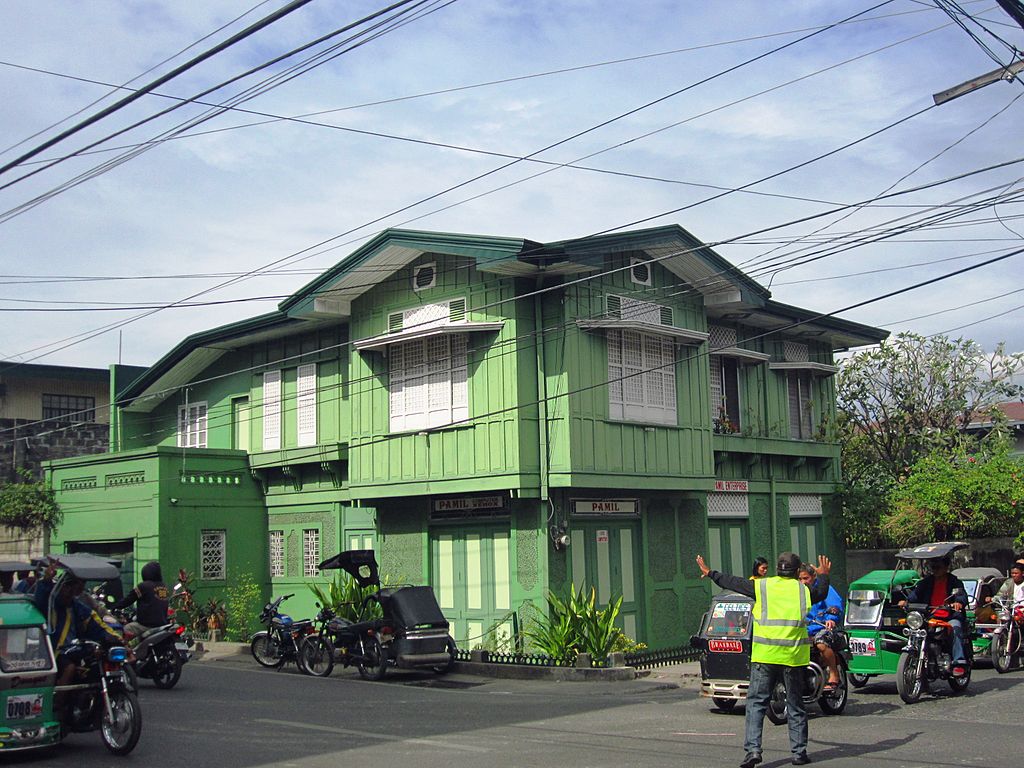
[740,753,762,768]
[792,754,811,765]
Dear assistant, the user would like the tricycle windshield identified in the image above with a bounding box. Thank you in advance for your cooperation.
[846,590,884,626]
[0,625,53,673]
[706,600,752,638]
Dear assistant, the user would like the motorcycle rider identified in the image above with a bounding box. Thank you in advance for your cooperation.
[112,561,170,641]
[797,564,843,689]
[697,551,833,768]
[898,556,969,673]
[994,563,1024,607]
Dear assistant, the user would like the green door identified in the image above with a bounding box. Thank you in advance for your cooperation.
[790,518,823,563]
[707,520,750,579]
[431,526,511,650]
[568,521,644,643]
[232,397,250,452]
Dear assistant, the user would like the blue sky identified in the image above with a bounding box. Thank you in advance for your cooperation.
[0,0,1022,368]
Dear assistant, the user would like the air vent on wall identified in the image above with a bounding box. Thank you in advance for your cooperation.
[387,312,403,333]
[659,306,673,327]
[630,258,651,286]
[606,294,622,319]
[448,298,466,323]
[413,264,436,291]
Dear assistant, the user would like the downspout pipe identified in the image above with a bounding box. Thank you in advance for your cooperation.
[534,276,550,503]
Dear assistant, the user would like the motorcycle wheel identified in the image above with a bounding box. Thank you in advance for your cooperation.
[818,666,848,716]
[152,656,182,689]
[993,626,1016,674]
[100,689,143,756]
[357,635,387,681]
[299,635,335,678]
[848,673,870,688]
[947,664,971,694]
[123,664,139,694]
[711,697,737,711]
[896,652,924,704]
[433,636,457,675]
[765,680,788,725]
[251,632,284,668]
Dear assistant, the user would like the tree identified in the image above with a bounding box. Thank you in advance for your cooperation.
[0,469,63,534]
[835,333,1023,547]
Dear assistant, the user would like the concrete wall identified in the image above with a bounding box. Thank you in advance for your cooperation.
[0,418,109,482]
[848,537,1018,576]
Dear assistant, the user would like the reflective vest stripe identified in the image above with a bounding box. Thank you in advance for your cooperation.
[752,635,812,646]
[758,619,804,627]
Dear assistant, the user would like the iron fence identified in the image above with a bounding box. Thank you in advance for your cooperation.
[623,644,701,669]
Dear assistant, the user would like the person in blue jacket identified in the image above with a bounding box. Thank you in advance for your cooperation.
[798,563,843,689]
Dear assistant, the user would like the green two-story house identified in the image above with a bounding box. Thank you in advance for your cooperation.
[46,225,886,648]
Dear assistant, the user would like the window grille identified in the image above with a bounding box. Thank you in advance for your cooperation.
[269,530,285,577]
[789,494,823,517]
[709,325,737,350]
[41,394,96,423]
[177,402,208,448]
[262,371,281,450]
[200,530,226,580]
[784,341,810,362]
[787,371,814,439]
[607,329,676,425]
[303,529,320,577]
[296,363,317,447]
[707,492,749,518]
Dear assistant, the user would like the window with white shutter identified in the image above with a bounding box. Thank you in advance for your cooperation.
[177,402,208,448]
[787,371,814,439]
[389,334,468,431]
[262,370,281,450]
[607,329,677,425]
[296,363,317,447]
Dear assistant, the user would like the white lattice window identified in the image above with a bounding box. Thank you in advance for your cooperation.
[709,325,737,350]
[784,341,810,362]
[787,371,814,439]
[269,530,285,578]
[389,334,468,431]
[607,329,677,425]
[262,370,281,450]
[200,530,226,580]
[707,492,750,518]
[296,363,317,447]
[303,529,320,577]
[177,402,208,448]
[607,294,673,326]
[387,299,465,334]
[789,494,823,518]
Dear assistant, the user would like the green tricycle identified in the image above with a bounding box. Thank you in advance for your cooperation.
[844,568,921,687]
[0,555,141,755]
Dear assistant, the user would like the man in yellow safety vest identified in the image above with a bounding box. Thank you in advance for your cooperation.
[697,552,832,767]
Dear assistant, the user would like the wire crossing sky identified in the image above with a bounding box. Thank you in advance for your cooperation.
[0,0,1022,367]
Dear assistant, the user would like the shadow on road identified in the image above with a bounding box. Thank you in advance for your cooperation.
[761,732,922,767]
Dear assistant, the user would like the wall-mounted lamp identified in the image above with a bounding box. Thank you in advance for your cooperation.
[169,498,179,506]
[549,521,570,551]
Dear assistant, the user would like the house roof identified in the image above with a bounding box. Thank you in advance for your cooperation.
[966,401,1024,428]
[118,226,889,411]
[0,361,109,382]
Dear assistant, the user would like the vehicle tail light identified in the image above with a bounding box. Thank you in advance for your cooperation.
[379,626,392,636]
[175,625,186,636]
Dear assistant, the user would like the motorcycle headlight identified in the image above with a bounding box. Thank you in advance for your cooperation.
[107,646,128,663]
[906,611,925,630]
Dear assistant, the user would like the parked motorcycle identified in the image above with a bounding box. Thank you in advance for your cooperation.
[298,602,387,680]
[896,601,973,703]
[249,594,315,672]
[765,633,851,723]
[989,595,1024,674]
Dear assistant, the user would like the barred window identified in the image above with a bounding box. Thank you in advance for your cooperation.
[303,529,320,578]
[42,394,95,423]
[269,530,285,578]
[200,530,226,580]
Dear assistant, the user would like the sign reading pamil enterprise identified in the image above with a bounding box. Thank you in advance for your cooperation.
[572,499,640,517]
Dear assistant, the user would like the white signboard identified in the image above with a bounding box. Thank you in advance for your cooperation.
[596,530,609,544]
[714,480,749,493]
[572,499,639,516]
[433,495,505,512]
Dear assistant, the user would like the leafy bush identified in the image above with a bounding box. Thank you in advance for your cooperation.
[223,571,262,641]
[524,585,625,664]
[0,469,62,533]
[307,572,383,622]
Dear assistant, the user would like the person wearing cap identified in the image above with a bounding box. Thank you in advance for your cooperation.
[697,551,833,768]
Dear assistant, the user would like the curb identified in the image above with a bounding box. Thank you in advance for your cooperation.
[452,660,638,682]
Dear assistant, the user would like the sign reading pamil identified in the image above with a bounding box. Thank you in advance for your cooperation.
[572,499,639,516]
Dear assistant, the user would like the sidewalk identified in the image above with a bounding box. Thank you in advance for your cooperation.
[194,640,702,684]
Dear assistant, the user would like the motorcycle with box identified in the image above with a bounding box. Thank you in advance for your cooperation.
[845,568,921,688]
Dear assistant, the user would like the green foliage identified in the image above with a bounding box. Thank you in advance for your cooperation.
[0,469,62,533]
[524,584,626,664]
[307,572,383,622]
[223,571,262,641]
[886,442,1024,543]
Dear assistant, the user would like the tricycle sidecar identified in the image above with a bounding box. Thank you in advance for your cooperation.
[689,591,754,709]
[0,595,61,752]
[845,569,920,686]
[953,566,1004,659]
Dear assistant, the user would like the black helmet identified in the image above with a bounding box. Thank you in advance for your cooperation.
[776,552,801,577]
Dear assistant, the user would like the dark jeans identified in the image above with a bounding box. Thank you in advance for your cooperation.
[744,662,808,757]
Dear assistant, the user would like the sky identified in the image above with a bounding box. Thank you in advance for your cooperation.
[0,0,1022,370]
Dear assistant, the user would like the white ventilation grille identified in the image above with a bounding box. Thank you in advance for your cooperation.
[413,263,436,291]
[269,530,285,578]
[707,492,749,518]
[709,325,737,349]
[630,258,651,286]
[606,294,672,326]
[303,529,321,577]
[789,494,823,518]
[784,341,809,362]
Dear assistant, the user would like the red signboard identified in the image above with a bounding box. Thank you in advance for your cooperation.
[714,480,749,493]
[708,639,744,653]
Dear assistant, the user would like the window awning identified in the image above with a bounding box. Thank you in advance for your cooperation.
[354,321,505,352]
[768,361,838,376]
[576,319,709,345]
[710,347,770,364]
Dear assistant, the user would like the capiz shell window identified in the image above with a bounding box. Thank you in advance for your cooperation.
[389,334,468,431]
[201,529,226,580]
[607,329,677,425]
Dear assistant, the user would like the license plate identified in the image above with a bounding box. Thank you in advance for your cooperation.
[849,638,877,656]
[6,694,43,720]
[708,639,743,653]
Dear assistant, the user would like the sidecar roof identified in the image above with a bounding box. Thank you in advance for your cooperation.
[0,561,33,573]
[47,553,121,581]
[317,550,380,588]
[895,541,970,561]
[848,569,919,592]
[0,595,47,627]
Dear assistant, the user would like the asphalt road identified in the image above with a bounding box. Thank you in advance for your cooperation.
[10,658,1022,768]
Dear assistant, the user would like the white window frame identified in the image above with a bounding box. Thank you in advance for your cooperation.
[262,370,281,450]
[303,529,321,577]
[177,402,208,448]
[296,363,317,447]
[389,333,468,432]
[607,328,677,425]
[200,530,226,580]
[269,530,285,578]
[788,371,814,439]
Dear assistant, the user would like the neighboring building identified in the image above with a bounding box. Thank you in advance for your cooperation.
[965,401,1024,454]
[46,226,887,647]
